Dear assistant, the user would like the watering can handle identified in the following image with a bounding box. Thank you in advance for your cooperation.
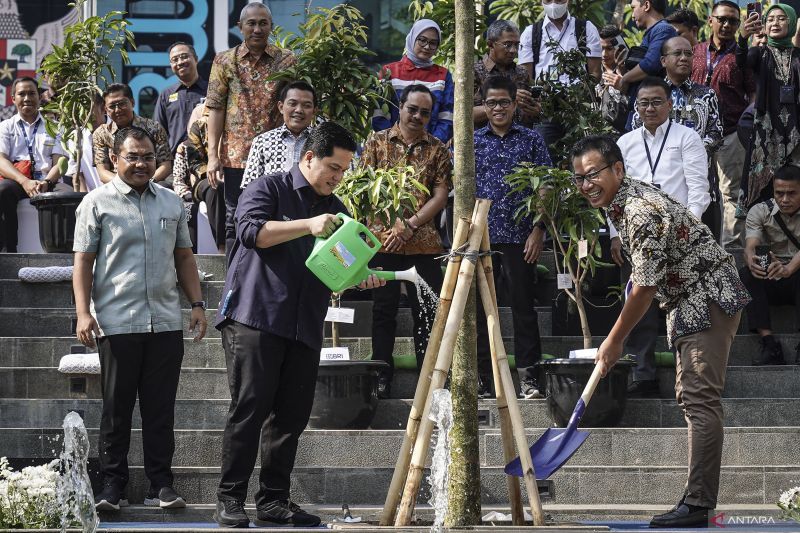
[579,364,604,407]
[361,221,383,250]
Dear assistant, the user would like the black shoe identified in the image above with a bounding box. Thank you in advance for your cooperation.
[627,379,660,398]
[214,499,250,528]
[518,378,543,399]
[94,484,129,512]
[144,486,186,508]
[753,336,785,365]
[255,499,321,527]
[377,374,391,399]
[649,503,710,528]
[477,374,493,399]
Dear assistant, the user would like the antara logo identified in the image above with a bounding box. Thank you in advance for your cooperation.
[711,512,726,528]
[711,512,777,528]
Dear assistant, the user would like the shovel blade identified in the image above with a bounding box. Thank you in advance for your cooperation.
[504,426,591,479]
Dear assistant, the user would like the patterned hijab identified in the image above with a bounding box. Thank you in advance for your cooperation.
[765,4,797,49]
[405,19,441,68]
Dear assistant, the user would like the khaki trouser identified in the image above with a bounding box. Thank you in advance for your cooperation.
[673,302,741,509]
[714,132,746,248]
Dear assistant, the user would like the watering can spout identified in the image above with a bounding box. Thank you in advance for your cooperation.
[371,266,418,284]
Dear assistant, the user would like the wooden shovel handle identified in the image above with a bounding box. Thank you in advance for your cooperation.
[580,363,604,406]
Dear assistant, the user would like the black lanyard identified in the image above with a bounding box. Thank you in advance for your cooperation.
[643,119,671,181]
[19,118,40,175]
[705,42,734,85]
[544,18,572,51]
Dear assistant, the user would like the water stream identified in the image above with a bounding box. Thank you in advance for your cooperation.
[426,388,452,533]
[56,411,98,532]
[413,276,440,344]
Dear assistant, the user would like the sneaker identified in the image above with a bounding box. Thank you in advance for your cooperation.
[94,484,129,512]
[519,378,543,399]
[213,499,250,528]
[255,499,321,527]
[377,374,391,399]
[477,374,493,399]
[627,379,660,398]
[753,336,785,365]
[144,486,186,509]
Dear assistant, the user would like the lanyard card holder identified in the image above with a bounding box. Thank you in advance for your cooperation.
[780,85,795,104]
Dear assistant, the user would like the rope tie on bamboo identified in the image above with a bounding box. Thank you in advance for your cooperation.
[436,245,501,264]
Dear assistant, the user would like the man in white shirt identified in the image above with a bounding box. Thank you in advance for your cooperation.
[0,77,69,252]
[614,76,709,396]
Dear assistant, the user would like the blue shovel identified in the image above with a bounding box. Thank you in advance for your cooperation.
[505,362,604,479]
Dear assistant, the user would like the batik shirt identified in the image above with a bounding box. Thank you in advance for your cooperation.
[92,115,172,170]
[473,55,533,127]
[205,43,296,169]
[240,124,313,189]
[359,124,453,255]
[474,123,551,243]
[606,177,751,344]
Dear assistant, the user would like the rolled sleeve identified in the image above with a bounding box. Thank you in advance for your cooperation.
[92,126,110,168]
[745,202,768,243]
[0,120,11,157]
[431,73,455,143]
[204,57,229,111]
[683,130,710,218]
[235,179,276,248]
[628,211,669,288]
[73,197,101,252]
[175,195,193,248]
[585,22,602,58]
[153,124,173,164]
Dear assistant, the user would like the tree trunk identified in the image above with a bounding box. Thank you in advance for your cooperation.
[446,0,481,527]
[574,284,593,350]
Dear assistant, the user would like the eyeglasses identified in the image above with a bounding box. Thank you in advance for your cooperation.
[484,98,513,109]
[766,15,789,23]
[711,15,740,27]
[120,154,156,164]
[415,36,440,49]
[494,40,520,51]
[106,100,131,111]
[636,98,667,109]
[402,105,431,118]
[663,50,694,58]
[169,53,193,64]
[571,164,611,187]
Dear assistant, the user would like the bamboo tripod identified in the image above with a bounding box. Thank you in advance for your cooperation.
[380,198,545,527]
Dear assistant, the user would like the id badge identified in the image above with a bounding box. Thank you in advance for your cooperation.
[780,85,795,104]
[32,171,43,181]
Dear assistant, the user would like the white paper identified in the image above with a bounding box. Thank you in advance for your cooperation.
[324,306,355,323]
[320,347,350,361]
[557,273,573,289]
[569,348,598,359]
[578,239,588,259]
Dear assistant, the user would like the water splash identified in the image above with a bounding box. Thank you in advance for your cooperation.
[413,276,440,343]
[427,388,452,533]
[56,411,98,533]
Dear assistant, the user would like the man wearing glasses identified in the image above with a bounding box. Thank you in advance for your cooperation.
[154,42,208,155]
[572,135,749,528]
[92,83,173,185]
[614,76,709,398]
[691,1,756,249]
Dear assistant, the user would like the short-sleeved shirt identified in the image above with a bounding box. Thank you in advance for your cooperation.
[240,124,313,189]
[359,124,453,255]
[205,43,296,169]
[215,165,346,351]
[0,113,65,176]
[474,123,551,243]
[73,175,192,336]
[519,15,601,84]
[92,115,172,170]
[606,177,750,345]
[745,200,800,261]
[473,55,533,126]
[154,78,208,153]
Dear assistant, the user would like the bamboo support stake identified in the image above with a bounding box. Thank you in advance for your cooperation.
[379,217,472,526]
[477,265,546,526]
[394,198,491,526]
[479,229,524,526]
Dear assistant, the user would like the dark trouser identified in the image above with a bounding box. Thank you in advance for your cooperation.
[701,197,722,244]
[476,243,542,381]
[188,179,226,252]
[739,266,800,332]
[97,330,184,490]
[0,180,70,251]
[223,167,245,265]
[370,253,444,380]
[217,320,319,505]
[534,121,565,149]
[622,263,660,381]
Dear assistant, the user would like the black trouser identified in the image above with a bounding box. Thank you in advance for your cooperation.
[188,179,226,252]
[217,320,319,505]
[0,180,70,251]
[739,265,800,332]
[370,253,444,380]
[223,167,245,265]
[622,263,661,382]
[702,197,722,243]
[476,243,542,381]
[97,330,184,491]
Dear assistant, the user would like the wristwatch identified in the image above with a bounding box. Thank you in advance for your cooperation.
[191,301,207,310]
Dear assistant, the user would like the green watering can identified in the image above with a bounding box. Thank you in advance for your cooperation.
[305,213,418,292]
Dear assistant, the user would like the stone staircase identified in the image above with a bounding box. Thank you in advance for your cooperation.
[0,252,798,524]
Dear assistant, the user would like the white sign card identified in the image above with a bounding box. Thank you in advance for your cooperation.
[321,347,351,361]
[569,348,598,359]
[557,273,573,289]
[325,306,355,324]
[578,239,588,259]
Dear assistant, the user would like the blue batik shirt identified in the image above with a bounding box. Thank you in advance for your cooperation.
[474,123,552,244]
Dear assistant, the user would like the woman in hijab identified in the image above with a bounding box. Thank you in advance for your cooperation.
[737,3,800,212]
[372,19,455,144]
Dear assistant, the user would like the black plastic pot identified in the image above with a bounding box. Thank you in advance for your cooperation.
[308,360,389,430]
[538,358,634,428]
[29,192,87,253]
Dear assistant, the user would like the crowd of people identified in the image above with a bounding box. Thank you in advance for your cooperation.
[0,0,793,528]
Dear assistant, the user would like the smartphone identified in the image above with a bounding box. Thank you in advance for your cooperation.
[530,85,544,99]
[612,35,628,52]
[747,2,762,17]
[755,244,771,270]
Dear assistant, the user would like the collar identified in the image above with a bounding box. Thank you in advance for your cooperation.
[482,54,498,71]
[112,174,156,196]
[178,77,207,90]
[605,176,632,225]
[237,42,275,60]
[544,14,573,31]
[279,123,313,139]
[666,77,692,92]
[291,163,313,191]
[388,123,431,147]
[769,201,800,218]
[482,122,522,138]
[709,38,735,53]
[644,18,667,37]
[109,114,140,134]
[15,113,43,128]
[642,118,672,139]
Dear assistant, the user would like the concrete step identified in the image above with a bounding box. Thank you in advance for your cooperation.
[3,397,799,429]
[4,427,799,469]
[1,365,797,400]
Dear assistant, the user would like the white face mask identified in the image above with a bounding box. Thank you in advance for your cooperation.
[543,1,568,19]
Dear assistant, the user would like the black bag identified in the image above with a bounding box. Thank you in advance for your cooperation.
[600,86,629,132]
[625,45,648,72]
